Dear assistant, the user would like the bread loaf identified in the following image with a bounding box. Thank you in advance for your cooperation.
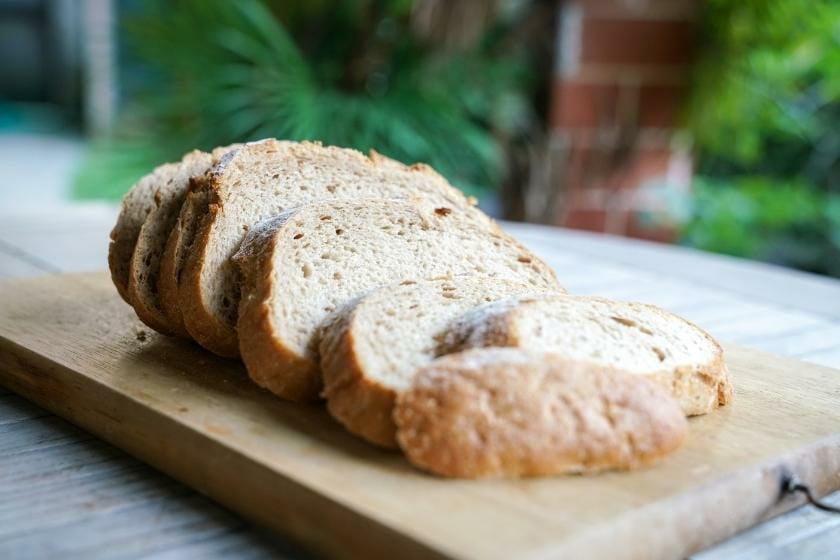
[234,198,560,402]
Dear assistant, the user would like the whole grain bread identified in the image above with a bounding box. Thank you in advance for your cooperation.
[175,139,490,357]
[109,150,210,303]
[158,179,217,335]
[320,277,562,448]
[233,198,560,402]
[126,146,236,335]
[442,295,732,416]
[394,348,689,478]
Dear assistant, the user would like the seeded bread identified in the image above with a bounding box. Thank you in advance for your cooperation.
[176,139,488,357]
[320,278,562,448]
[126,146,237,336]
[394,348,689,478]
[443,295,732,416]
[108,150,210,303]
[233,199,560,402]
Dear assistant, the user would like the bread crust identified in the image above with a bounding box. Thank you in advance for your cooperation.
[108,166,163,303]
[125,150,213,336]
[445,295,732,416]
[394,348,689,478]
[179,201,242,357]
[158,148,239,339]
[320,300,401,448]
[158,213,190,337]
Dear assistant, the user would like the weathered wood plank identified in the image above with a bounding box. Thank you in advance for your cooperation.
[694,491,840,560]
[800,344,840,369]
[0,244,55,279]
[0,394,50,425]
[740,323,840,357]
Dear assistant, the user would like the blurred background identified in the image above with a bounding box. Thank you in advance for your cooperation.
[1,0,838,277]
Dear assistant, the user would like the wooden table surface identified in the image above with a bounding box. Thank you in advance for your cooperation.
[2,205,839,559]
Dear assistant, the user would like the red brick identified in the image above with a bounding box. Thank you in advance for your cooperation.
[550,81,620,129]
[578,0,699,21]
[638,84,686,127]
[580,19,695,65]
[626,213,678,243]
[564,209,610,232]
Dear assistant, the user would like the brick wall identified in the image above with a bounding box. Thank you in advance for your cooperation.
[549,0,698,241]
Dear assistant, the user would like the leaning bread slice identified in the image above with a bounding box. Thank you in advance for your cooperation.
[443,295,732,416]
[108,150,211,303]
[158,179,218,335]
[394,348,689,478]
[126,145,236,336]
[320,278,562,448]
[234,198,560,402]
[177,139,489,357]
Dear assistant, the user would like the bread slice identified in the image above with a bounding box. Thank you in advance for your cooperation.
[126,146,236,336]
[443,295,732,416]
[176,139,488,357]
[158,180,217,336]
[109,150,210,303]
[233,198,560,402]
[320,277,562,448]
[394,348,689,478]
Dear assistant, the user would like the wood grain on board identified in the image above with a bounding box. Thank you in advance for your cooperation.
[0,272,838,560]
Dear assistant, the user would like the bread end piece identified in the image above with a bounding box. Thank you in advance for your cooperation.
[395,348,689,479]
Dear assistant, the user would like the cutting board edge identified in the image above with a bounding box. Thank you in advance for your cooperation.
[532,432,840,560]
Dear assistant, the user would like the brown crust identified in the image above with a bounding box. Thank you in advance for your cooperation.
[394,348,689,478]
[235,211,322,402]
[447,295,732,416]
[320,302,400,448]
[156,148,241,339]
[158,215,191,337]
[126,251,176,335]
[179,202,241,357]
[108,224,132,303]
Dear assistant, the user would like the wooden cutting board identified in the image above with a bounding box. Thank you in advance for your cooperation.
[1,272,838,560]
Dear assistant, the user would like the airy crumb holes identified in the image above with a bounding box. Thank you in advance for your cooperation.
[611,316,637,327]
[652,347,666,361]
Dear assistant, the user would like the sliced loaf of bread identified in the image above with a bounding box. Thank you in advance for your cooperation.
[127,146,236,336]
[233,198,560,402]
[320,277,561,448]
[109,150,210,303]
[442,295,732,416]
[394,348,689,478]
[175,139,487,357]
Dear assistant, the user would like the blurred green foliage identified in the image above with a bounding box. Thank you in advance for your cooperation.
[683,177,840,276]
[684,0,840,276]
[74,0,540,199]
